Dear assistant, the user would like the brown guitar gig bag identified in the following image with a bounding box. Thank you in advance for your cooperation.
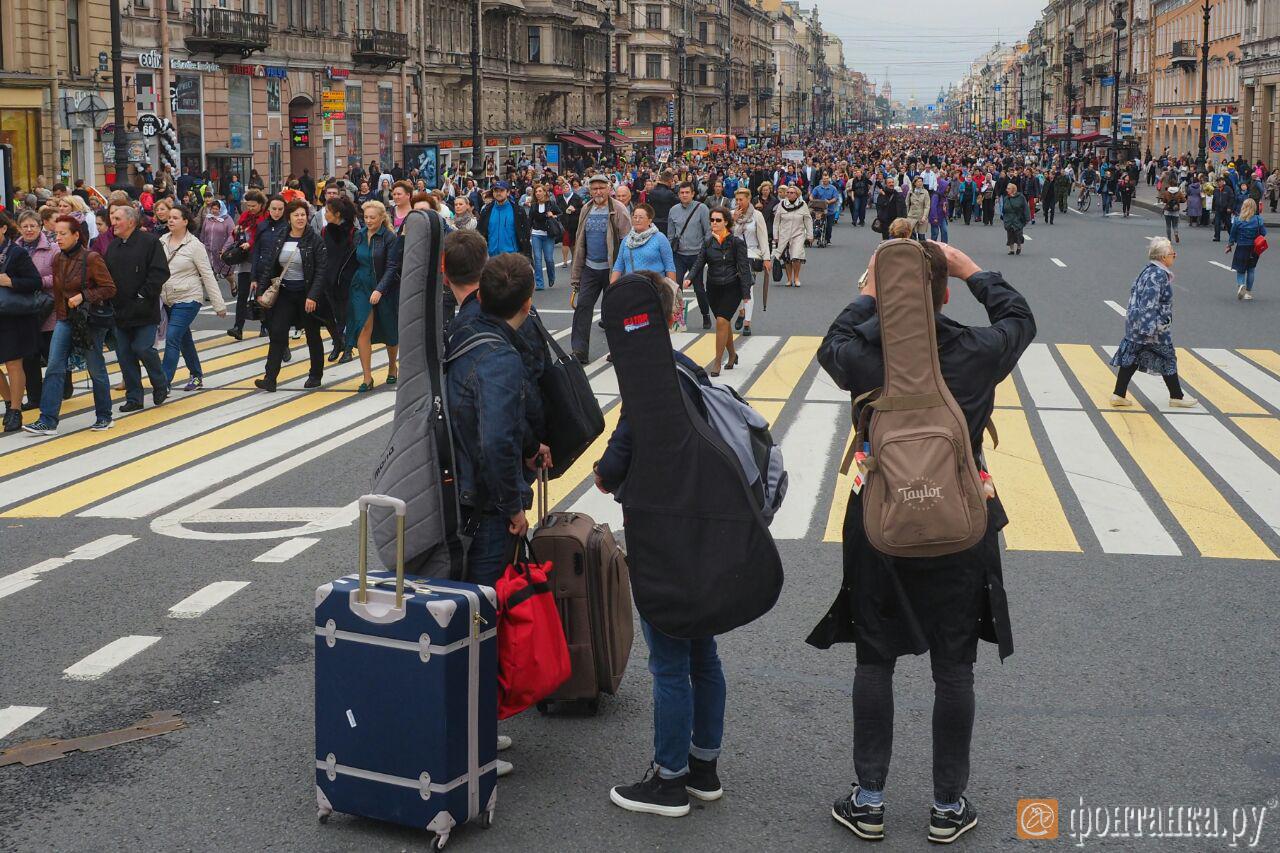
[850,238,987,558]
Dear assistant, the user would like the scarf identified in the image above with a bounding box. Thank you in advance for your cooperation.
[454,211,476,230]
[624,223,658,250]
[780,197,806,213]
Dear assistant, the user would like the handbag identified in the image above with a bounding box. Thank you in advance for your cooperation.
[70,252,115,329]
[0,241,53,319]
[543,211,564,242]
[220,231,250,266]
[870,217,884,234]
[258,239,300,309]
[532,312,605,479]
[1254,234,1269,256]
[494,538,571,720]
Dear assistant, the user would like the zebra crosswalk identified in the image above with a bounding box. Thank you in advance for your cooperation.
[4,329,1280,561]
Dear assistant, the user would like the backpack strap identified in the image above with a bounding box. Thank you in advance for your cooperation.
[443,332,508,367]
[984,417,999,449]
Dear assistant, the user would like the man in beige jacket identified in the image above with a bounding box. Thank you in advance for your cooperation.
[569,174,632,362]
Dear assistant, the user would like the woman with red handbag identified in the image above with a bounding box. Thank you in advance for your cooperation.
[1227,197,1268,301]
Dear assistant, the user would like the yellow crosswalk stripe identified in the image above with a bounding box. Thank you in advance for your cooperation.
[1241,348,1280,381]
[984,409,1080,552]
[681,333,716,370]
[1177,348,1268,415]
[1056,343,1137,409]
[3,375,369,518]
[546,404,623,510]
[745,335,821,400]
[824,428,855,543]
[1101,412,1275,560]
[72,331,233,381]
[1233,417,1280,462]
[995,375,1021,408]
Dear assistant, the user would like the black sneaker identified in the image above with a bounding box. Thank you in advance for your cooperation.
[702,315,712,330]
[571,351,589,365]
[832,787,885,841]
[119,400,144,413]
[734,313,744,331]
[685,755,722,802]
[255,378,277,392]
[153,385,169,406]
[609,765,690,817]
[928,798,977,844]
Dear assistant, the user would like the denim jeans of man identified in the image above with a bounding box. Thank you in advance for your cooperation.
[674,252,708,321]
[854,195,868,226]
[531,233,557,290]
[930,218,949,243]
[822,210,835,243]
[852,652,975,804]
[115,323,169,405]
[1101,191,1113,214]
[464,509,515,587]
[162,301,203,383]
[41,320,111,426]
[569,266,610,359]
[1165,214,1180,240]
[640,618,726,779]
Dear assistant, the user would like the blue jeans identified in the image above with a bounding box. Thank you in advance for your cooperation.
[930,219,949,243]
[640,618,726,778]
[1101,191,1113,214]
[464,510,514,587]
[162,301,203,383]
[853,195,868,225]
[114,323,169,405]
[41,319,111,426]
[1236,267,1257,291]
[531,233,557,290]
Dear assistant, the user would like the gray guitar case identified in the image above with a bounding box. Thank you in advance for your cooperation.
[370,210,466,578]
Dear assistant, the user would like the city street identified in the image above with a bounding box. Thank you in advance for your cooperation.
[2,206,1278,852]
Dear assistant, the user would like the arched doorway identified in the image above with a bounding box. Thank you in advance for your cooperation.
[288,94,316,183]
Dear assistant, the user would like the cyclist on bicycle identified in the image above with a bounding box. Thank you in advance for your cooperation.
[1078,164,1099,206]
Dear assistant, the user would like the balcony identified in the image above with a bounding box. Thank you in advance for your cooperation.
[1092,62,1108,78]
[353,29,410,66]
[186,8,269,58]
[1172,39,1198,69]
[755,86,773,99]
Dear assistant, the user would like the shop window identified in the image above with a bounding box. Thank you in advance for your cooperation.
[378,84,393,166]
[0,109,41,191]
[228,75,252,151]
[345,84,362,169]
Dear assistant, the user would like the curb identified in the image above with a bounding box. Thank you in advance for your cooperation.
[1132,196,1280,228]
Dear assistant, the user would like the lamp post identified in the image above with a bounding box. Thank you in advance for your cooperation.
[1018,60,1025,137]
[1196,0,1210,169]
[1038,53,1048,137]
[602,7,615,165]
[470,0,483,177]
[675,29,686,158]
[1110,0,1127,163]
[723,49,732,136]
[1064,24,1077,154]
[776,64,783,145]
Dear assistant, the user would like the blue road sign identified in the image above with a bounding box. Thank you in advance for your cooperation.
[1209,133,1229,154]
[1210,114,1231,134]
[1101,76,1115,87]
[994,84,1002,92]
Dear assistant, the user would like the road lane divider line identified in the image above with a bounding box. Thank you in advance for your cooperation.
[1209,260,1234,271]
[1167,414,1280,538]
[168,581,252,618]
[1050,257,1066,267]
[1100,412,1275,560]
[1057,344,1145,411]
[0,535,138,602]
[745,335,822,401]
[984,409,1081,552]
[1104,300,1126,316]
[1017,343,1082,409]
[770,402,842,540]
[1193,348,1280,411]
[1038,409,1181,556]
[63,636,161,681]
[0,706,46,741]
[253,538,321,563]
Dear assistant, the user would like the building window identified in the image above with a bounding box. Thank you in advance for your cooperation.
[378,84,393,166]
[699,21,708,43]
[646,4,662,29]
[173,74,204,176]
[135,72,157,114]
[699,63,708,86]
[528,26,541,63]
[67,0,82,75]
[266,78,281,113]
[0,109,41,191]
[346,84,362,168]
[646,53,662,78]
[228,75,252,152]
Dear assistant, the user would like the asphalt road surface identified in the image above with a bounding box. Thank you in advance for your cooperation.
[2,205,1278,852]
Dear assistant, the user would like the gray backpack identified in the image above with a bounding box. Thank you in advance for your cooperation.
[676,364,788,523]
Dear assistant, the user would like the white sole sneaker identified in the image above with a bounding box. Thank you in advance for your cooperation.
[1243,293,1254,300]
[497,735,512,752]
[1238,285,1247,300]
[685,785,723,802]
[1168,397,1200,408]
[608,787,691,817]
[1109,394,1134,407]
[497,759,513,777]
[929,816,978,844]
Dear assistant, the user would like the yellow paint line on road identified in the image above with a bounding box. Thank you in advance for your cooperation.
[1101,411,1274,560]
[984,409,1081,552]
[546,404,624,510]
[995,375,1021,408]
[4,375,367,518]
[1233,416,1280,463]
[72,331,237,381]
[823,426,855,543]
[1241,349,1280,380]
[1056,343,1142,410]
[1178,348,1269,415]
[745,335,821,400]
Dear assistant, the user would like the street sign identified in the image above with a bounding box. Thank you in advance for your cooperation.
[1211,113,1232,134]
[1209,133,1229,153]
[1015,118,1027,129]
[667,100,675,123]
[994,84,1002,92]
[616,119,632,128]
[137,113,160,138]
[1120,112,1133,135]
[98,51,108,72]
[1101,75,1115,87]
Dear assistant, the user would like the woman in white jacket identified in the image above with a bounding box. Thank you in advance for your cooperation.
[772,184,812,287]
[732,187,770,335]
[161,205,227,391]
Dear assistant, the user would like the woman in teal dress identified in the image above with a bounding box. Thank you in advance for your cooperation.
[347,200,402,392]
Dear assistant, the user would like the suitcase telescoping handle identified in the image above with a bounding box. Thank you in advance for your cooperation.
[358,494,407,607]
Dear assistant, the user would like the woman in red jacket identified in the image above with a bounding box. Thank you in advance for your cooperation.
[224,189,268,340]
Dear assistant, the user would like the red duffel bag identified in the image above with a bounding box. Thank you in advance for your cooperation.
[494,541,571,719]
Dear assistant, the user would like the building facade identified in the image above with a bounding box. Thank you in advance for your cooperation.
[1149,0,1244,158]
[1239,0,1280,164]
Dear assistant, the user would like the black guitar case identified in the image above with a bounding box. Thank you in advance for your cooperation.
[602,274,783,639]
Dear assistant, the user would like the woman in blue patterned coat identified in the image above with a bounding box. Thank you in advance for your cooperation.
[1109,237,1199,408]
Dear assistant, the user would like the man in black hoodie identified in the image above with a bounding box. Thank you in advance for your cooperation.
[105,205,171,411]
[647,170,678,235]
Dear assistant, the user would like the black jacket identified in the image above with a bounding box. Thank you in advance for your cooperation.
[647,183,679,231]
[104,227,169,328]
[251,215,288,284]
[477,200,532,257]
[805,272,1035,663]
[262,227,328,302]
[689,234,752,300]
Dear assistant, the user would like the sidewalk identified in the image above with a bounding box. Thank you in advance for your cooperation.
[1129,181,1280,227]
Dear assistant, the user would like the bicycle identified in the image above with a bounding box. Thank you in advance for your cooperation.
[1076,184,1092,212]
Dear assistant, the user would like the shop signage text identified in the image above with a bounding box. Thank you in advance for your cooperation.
[291,117,311,149]
[137,50,217,73]
[321,91,346,120]
[228,64,288,79]
[326,67,351,80]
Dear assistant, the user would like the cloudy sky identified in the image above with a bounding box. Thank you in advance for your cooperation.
[822,2,1043,103]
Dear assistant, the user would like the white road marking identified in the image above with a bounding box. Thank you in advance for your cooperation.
[1105,300,1127,316]
[1068,206,1084,215]
[0,706,46,741]
[0,536,138,602]
[63,636,161,681]
[1051,257,1067,267]
[253,538,321,563]
[1022,234,1033,241]
[1194,348,1280,410]
[168,581,251,618]
[1209,260,1234,271]
[770,402,844,540]
[146,411,394,538]
[713,336,782,393]
[1017,343,1082,409]
[67,534,138,560]
[805,367,849,402]
[1038,410,1181,556]
[1167,415,1280,536]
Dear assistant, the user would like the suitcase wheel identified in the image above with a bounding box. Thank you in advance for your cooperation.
[584,697,600,716]
[317,810,330,825]
[478,808,495,830]
[536,701,549,715]
[430,834,449,852]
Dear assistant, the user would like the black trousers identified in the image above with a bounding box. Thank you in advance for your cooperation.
[1043,202,1055,224]
[1114,364,1183,399]
[961,202,973,225]
[853,654,975,804]
[569,265,610,359]
[233,270,259,330]
[264,287,324,382]
[674,252,708,321]
[1214,211,1230,240]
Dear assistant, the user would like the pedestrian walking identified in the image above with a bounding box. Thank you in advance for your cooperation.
[0,211,43,433]
[1227,198,1267,301]
[569,174,632,362]
[731,188,769,336]
[906,177,930,240]
[1001,182,1029,255]
[159,205,227,391]
[224,190,268,341]
[1212,178,1236,241]
[346,201,402,391]
[105,204,171,412]
[15,210,59,414]
[1117,171,1135,217]
[1161,180,1183,243]
[612,203,675,283]
[772,184,812,287]
[318,194,358,364]
[527,184,562,291]
[1109,238,1198,408]
[1186,176,1204,227]
[254,200,327,392]
[685,207,751,376]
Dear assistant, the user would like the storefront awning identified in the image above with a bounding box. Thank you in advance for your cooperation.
[557,133,600,149]
[1072,132,1106,143]
[572,129,629,145]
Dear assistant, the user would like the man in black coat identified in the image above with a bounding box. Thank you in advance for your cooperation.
[646,170,678,234]
[1212,178,1236,242]
[811,242,1035,844]
[105,205,171,411]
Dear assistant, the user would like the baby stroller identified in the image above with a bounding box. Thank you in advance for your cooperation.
[809,197,830,248]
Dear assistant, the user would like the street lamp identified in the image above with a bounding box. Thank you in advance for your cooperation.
[1197,0,1211,169]
[470,0,483,177]
[776,62,783,145]
[1110,0,1127,163]
[723,49,732,136]
[109,0,127,187]
[1064,24,1078,153]
[1038,53,1049,137]
[675,27,686,158]
[602,7,616,165]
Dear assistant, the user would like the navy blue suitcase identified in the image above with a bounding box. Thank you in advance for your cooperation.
[315,495,498,851]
